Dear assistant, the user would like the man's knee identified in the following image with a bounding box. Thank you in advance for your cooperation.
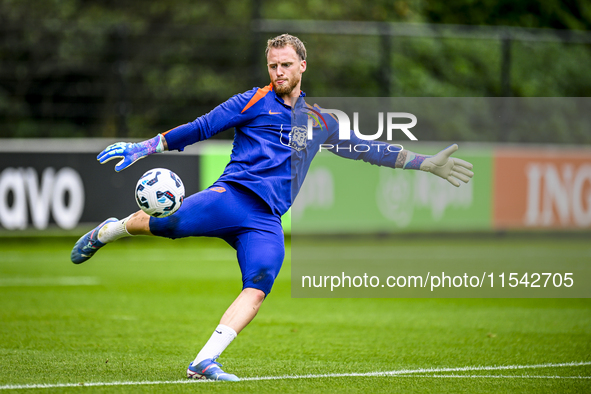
[148,212,184,239]
[243,266,279,296]
[243,287,266,303]
[126,210,153,235]
[238,232,284,296]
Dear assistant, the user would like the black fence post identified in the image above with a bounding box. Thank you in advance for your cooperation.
[501,34,512,97]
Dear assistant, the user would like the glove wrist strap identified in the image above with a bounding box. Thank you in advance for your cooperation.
[154,134,165,153]
[144,134,165,155]
[400,150,430,170]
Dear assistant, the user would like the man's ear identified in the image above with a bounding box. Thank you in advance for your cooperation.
[300,60,307,73]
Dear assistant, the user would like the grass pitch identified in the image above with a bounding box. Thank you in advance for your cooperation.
[0,235,590,393]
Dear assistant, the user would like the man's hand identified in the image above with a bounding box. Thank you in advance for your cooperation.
[97,134,165,172]
[419,144,473,187]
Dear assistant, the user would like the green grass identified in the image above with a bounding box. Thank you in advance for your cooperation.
[0,235,590,393]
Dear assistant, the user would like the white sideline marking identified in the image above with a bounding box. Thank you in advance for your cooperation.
[0,277,100,287]
[396,374,591,379]
[0,361,589,390]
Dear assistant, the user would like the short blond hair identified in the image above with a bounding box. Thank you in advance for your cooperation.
[266,34,307,61]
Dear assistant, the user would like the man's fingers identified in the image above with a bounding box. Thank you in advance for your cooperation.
[428,144,459,167]
[96,150,112,163]
[453,158,473,170]
[114,155,145,172]
[113,158,128,172]
[451,170,471,184]
[98,154,123,164]
[97,150,110,162]
[447,176,461,187]
[97,142,129,163]
[439,143,458,158]
[453,164,474,178]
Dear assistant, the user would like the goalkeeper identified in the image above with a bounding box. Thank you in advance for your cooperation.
[70,34,473,382]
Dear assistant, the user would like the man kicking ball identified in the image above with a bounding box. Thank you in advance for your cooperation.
[71,34,474,381]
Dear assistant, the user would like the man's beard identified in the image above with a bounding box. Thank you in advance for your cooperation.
[273,75,300,96]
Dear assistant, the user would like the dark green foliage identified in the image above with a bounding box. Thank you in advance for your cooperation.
[0,0,589,141]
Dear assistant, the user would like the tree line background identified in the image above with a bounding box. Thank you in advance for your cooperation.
[0,0,590,142]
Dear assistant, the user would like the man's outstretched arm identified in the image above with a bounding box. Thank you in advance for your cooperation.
[394,144,474,187]
[328,133,474,187]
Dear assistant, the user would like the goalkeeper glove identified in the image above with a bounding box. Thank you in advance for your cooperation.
[401,144,474,187]
[97,134,165,172]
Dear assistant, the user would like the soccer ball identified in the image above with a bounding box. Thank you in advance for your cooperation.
[135,168,185,217]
